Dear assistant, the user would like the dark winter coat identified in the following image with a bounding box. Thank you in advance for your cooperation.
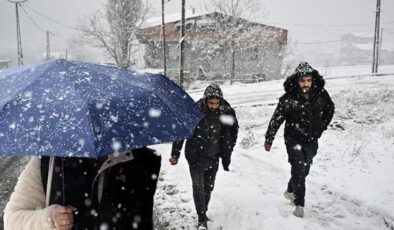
[41,147,161,230]
[171,85,238,170]
[265,62,335,144]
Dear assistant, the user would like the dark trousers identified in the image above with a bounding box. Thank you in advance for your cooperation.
[189,157,219,221]
[286,141,318,207]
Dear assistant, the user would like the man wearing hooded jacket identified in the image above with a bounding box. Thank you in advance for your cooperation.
[169,83,238,230]
[264,62,335,218]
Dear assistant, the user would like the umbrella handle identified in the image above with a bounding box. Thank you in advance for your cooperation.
[45,156,55,207]
[61,158,65,206]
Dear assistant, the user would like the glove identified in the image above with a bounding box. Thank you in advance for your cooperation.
[222,158,230,171]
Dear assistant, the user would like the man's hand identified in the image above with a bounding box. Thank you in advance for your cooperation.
[169,157,178,165]
[222,158,230,171]
[51,205,76,230]
[264,143,272,152]
[223,165,230,171]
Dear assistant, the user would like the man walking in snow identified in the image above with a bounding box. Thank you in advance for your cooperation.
[264,62,335,217]
[169,83,238,230]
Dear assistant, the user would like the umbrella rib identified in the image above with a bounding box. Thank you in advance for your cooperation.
[75,68,196,145]
[0,62,54,112]
[64,61,98,158]
[149,94,191,140]
[115,74,200,139]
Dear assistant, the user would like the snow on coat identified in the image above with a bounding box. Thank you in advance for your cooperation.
[265,62,335,144]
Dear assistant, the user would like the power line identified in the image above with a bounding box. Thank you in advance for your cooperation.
[227,38,343,53]
[17,4,78,59]
[264,20,394,28]
[19,4,69,56]
[23,4,80,31]
[20,4,394,32]
[295,40,341,45]
[19,4,46,32]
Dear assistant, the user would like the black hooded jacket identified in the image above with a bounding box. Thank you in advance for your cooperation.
[265,62,335,144]
[171,84,239,170]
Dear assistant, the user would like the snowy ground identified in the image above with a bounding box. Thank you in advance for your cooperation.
[318,64,394,77]
[1,66,393,230]
[152,71,394,229]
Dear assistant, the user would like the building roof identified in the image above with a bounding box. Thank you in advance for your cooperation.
[143,10,209,28]
[139,11,287,43]
[143,11,286,31]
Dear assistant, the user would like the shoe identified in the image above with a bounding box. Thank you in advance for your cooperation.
[283,190,295,205]
[197,221,208,230]
[293,206,304,218]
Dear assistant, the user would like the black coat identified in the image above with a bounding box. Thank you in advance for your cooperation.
[41,147,161,230]
[265,66,335,144]
[171,99,238,170]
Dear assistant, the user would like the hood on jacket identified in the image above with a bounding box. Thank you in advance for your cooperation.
[203,83,223,99]
[283,62,325,94]
[202,83,225,112]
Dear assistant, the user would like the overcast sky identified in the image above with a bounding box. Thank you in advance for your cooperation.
[1,0,393,65]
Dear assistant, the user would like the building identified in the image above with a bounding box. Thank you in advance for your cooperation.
[340,33,394,66]
[340,33,375,65]
[137,11,287,84]
[0,59,11,70]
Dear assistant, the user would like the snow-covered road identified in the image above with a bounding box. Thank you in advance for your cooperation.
[153,73,394,229]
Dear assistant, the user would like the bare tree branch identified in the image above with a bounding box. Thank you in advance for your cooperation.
[78,0,151,69]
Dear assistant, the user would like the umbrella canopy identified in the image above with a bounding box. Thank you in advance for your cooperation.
[0,59,203,158]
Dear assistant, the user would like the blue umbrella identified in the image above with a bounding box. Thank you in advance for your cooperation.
[0,59,203,158]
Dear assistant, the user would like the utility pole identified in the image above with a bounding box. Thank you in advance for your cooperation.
[46,31,51,60]
[372,0,381,73]
[161,0,167,76]
[378,28,383,66]
[179,0,185,88]
[230,39,235,85]
[8,0,28,66]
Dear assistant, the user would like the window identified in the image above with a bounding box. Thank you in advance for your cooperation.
[169,45,178,61]
[251,47,258,60]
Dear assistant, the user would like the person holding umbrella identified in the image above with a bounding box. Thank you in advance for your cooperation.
[4,148,161,230]
[1,60,203,229]
[169,83,239,230]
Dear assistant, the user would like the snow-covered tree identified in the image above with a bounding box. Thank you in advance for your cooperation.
[204,0,264,22]
[79,0,149,69]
